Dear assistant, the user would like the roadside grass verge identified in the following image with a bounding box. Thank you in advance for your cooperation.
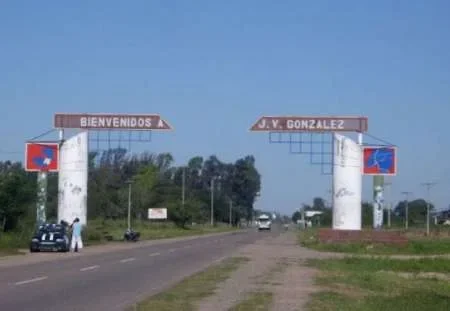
[129,257,250,311]
[0,219,238,255]
[306,257,450,311]
[83,219,237,245]
[0,228,34,255]
[0,248,22,257]
[298,227,450,255]
[228,292,273,311]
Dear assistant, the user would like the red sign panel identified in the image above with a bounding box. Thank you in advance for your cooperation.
[362,146,397,176]
[54,113,173,130]
[250,116,368,132]
[25,143,59,172]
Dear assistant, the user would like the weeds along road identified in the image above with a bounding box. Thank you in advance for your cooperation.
[0,228,281,311]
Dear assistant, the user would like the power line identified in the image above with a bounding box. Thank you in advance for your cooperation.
[27,129,57,141]
[363,133,397,147]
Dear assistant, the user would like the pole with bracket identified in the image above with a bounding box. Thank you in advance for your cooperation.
[36,170,48,225]
[229,197,232,227]
[401,191,412,230]
[421,182,437,236]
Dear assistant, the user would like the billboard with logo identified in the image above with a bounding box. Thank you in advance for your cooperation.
[25,142,59,172]
[363,146,397,175]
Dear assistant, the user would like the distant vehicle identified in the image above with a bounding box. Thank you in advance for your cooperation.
[257,214,272,231]
[30,223,70,252]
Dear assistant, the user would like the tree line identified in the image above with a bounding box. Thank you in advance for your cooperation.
[0,148,261,232]
[291,196,443,227]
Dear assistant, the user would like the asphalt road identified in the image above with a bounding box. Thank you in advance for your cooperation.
[0,228,279,311]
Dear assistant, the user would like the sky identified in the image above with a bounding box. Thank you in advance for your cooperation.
[1,0,450,215]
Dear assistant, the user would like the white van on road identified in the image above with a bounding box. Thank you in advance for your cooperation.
[257,214,271,231]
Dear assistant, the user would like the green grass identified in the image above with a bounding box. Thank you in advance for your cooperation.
[0,219,238,255]
[228,292,273,311]
[84,219,237,244]
[0,248,23,257]
[0,228,35,254]
[306,257,450,311]
[128,257,250,311]
[299,227,450,255]
[309,256,450,274]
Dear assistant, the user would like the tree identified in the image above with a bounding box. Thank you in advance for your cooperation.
[167,199,201,228]
[312,197,326,210]
[231,156,261,222]
[361,201,373,227]
[0,163,35,232]
[0,151,263,231]
[292,211,301,223]
[394,199,433,224]
[133,165,159,213]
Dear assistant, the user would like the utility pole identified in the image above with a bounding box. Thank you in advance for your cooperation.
[229,197,232,227]
[126,179,134,230]
[210,176,222,226]
[421,182,437,236]
[385,182,392,228]
[210,178,215,226]
[181,167,186,208]
[401,191,412,230]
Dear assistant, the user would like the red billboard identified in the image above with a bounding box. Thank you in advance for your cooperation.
[25,142,59,172]
[362,146,397,176]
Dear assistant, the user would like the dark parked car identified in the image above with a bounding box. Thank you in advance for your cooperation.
[30,223,70,252]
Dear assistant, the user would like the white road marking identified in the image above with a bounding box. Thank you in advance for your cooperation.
[184,245,191,249]
[120,257,136,263]
[15,276,48,286]
[80,265,99,272]
[149,252,160,257]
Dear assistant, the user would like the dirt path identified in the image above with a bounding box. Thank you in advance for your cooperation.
[196,231,336,311]
[195,230,450,311]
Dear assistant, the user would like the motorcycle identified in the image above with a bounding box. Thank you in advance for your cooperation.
[123,229,140,242]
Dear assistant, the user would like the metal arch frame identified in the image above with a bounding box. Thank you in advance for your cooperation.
[250,115,369,177]
[268,131,334,175]
[88,129,153,153]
